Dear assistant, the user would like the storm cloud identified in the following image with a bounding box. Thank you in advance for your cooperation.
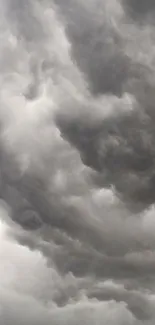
[122,0,155,22]
[0,0,155,324]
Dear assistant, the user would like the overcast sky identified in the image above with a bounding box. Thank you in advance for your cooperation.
[0,0,155,324]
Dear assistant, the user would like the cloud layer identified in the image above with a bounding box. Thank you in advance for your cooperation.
[0,0,155,324]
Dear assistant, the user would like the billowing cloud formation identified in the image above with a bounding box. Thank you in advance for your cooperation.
[0,214,139,325]
[55,0,155,211]
[1,0,155,324]
[54,0,129,96]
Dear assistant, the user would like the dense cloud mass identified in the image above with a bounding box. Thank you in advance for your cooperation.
[1,0,155,324]
[122,0,155,21]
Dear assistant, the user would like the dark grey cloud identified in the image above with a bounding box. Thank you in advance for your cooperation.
[88,281,155,321]
[54,0,130,96]
[1,0,155,324]
[56,105,155,211]
[52,0,155,212]
[122,0,155,22]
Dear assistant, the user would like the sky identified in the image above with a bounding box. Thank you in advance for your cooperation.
[0,0,155,324]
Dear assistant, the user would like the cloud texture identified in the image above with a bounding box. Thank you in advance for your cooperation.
[1,0,155,324]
